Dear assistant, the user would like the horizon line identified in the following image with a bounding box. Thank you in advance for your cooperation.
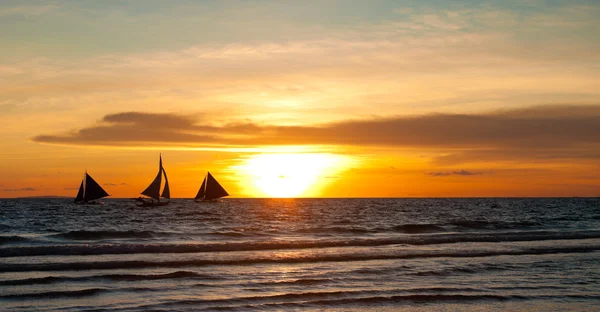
[5,196,599,200]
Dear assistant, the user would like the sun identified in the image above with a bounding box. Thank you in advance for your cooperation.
[234,153,351,198]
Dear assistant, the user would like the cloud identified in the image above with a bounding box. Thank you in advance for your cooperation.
[33,112,219,146]
[103,182,127,186]
[2,2,599,140]
[4,187,36,191]
[0,4,58,16]
[2,3,599,110]
[33,105,600,152]
[432,148,600,165]
[427,170,483,177]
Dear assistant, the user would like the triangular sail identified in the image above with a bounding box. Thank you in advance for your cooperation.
[204,172,229,200]
[141,166,162,200]
[74,180,84,202]
[161,167,170,199]
[84,173,109,201]
[195,177,206,199]
[141,154,170,201]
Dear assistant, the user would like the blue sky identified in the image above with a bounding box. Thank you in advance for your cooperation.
[2,0,599,60]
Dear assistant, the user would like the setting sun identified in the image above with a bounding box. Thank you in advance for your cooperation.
[233,153,353,198]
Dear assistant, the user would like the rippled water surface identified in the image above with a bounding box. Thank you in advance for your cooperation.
[1,198,599,311]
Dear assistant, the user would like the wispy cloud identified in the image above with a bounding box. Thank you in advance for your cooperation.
[432,148,600,165]
[4,187,36,191]
[103,182,127,186]
[0,3,58,16]
[427,170,483,177]
[2,2,599,124]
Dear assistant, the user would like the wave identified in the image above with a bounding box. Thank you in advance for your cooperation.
[0,287,162,300]
[550,216,581,222]
[2,289,520,310]
[241,293,526,309]
[6,221,554,244]
[246,294,600,309]
[349,266,407,275]
[489,285,566,291]
[331,219,353,225]
[446,220,542,230]
[2,245,598,273]
[410,263,520,276]
[2,230,600,258]
[138,290,527,310]
[175,210,216,217]
[0,236,32,245]
[49,230,176,240]
[0,288,107,299]
[210,231,253,237]
[298,226,374,235]
[392,224,447,233]
[153,292,600,310]
[254,278,335,287]
[41,228,61,233]
[0,270,222,286]
[270,220,543,235]
[311,220,545,235]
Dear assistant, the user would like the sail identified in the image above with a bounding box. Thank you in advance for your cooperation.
[84,173,109,201]
[161,167,170,199]
[195,177,206,199]
[141,167,162,200]
[204,172,229,200]
[74,180,84,202]
[141,154,169,201]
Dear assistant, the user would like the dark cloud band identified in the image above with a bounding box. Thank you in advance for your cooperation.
[33,105,600,153]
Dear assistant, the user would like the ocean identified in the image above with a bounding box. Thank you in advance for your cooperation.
[1,198,599,311]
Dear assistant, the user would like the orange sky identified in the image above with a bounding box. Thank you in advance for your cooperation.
[1,1,599,198]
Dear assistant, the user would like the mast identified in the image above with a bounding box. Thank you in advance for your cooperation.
[161,157,170,199]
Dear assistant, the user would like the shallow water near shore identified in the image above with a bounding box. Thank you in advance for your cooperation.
[1,198,599,311]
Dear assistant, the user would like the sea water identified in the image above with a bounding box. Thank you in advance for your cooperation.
[1,198,599,311]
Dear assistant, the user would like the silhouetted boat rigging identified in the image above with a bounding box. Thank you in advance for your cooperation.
[136,154,170,207]
[195,172,229,201]
[74,171,109,204]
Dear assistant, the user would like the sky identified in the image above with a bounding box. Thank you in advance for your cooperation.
[1,0,599,198]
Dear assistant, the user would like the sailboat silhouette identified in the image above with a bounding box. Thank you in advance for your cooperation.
[136,154,170,207]
[195,172,229,201]
[74,171,109,205]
